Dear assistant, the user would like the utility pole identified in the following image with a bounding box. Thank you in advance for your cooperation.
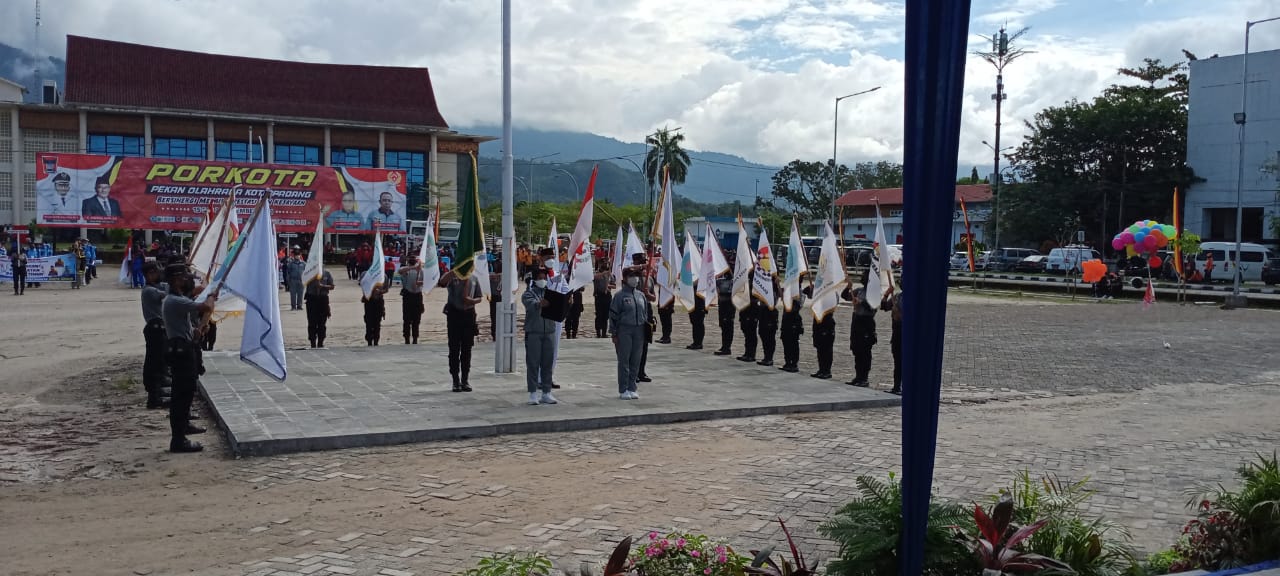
[975,26,1031,251]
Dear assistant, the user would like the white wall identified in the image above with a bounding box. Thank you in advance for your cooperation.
[1185,49,1280,240]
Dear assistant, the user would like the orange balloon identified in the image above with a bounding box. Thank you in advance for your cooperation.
[1082,259,1106,283]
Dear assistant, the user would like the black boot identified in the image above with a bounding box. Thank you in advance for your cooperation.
[451,374,462,392]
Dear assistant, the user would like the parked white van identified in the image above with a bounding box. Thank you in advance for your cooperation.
[1045,245,1101,274]
[1194,242,1271,283]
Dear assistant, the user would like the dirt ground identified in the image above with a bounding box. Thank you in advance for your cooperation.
[1,277,1278,576]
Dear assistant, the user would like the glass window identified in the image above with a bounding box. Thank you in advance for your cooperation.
[214,141,263,162]
[153,137,207,160]
[330,147,375,167]
[386,150,427,220]
[274,144,320,165]
[87,134,144,157]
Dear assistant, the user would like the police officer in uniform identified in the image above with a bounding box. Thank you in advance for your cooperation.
[845,269,878,387]
[592,262,613,338]
[754,274,780,366]
[400,255,425,344]
[656,299,674,344]
[737,269,759,363]
[630,253,655,382]
[778,286,805,373]
[304,267,335,348]
[713,264,734,355]
[140,261,170,408]
[809,283,836,379]
[610,267,649,399]
[440,267,483,392]
[686,282,707,350]
[162,263,214,453]
[522,267,558,404]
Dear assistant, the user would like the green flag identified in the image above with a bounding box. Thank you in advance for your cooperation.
[453,152,485,278]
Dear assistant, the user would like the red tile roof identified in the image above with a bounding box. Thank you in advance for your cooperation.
[835,184,992,206]
[64,36,449,128]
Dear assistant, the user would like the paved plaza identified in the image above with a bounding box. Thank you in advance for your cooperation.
[200,342,898,456]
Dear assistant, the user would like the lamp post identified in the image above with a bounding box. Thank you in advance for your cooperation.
[1230,16,1280,304]
[982,140,1014,245]
[832,87,882,224]
[525,152,559,244]
[515,176,532,244]
[553,168,581,202]
[975,26,1031,254]
[497,0,516,374]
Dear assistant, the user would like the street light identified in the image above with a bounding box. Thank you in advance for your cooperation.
[525,152,559,245]
[981,140,1013,154]
[515,176,532,244]
[832,86,882,223]
[975,26,1031,254]
[553,168,581,202]
[1231,15,1280,303]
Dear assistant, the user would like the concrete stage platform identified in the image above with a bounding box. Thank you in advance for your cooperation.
[199,340,900,456]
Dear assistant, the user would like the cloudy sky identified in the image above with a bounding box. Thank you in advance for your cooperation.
[3,0,1279,170]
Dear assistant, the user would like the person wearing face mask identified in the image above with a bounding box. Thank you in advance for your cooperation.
[161,263,216,453]
[610,267,649,399]
[522,267,559,405]
[630,252,656,382]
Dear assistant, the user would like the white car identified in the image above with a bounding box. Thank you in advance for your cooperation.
[1045,246,1101,274]
[950,251,989,271]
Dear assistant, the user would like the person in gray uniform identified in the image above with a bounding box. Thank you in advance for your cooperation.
[609,267,649,400]
[140,261,170,409]
[522,267,559,406]
[162,263,216,453]
[284,249,305,310]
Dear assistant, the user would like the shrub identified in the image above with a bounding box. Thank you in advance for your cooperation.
[957,497,1074,575]
[818,474,974,576]
[461,551,553,576]
[1142,547,1187,575]
[1177,452,1280,570]
[999,471,1138,576]
[630,530,748,576]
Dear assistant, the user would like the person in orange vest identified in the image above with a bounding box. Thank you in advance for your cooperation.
[1204,252,1215,283]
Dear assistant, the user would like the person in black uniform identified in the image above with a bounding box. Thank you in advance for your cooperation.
[755,274,780,366]
[592,262,613,338]
[162,263,215,453]
[809,283,835,379]
[845,269,878,387]
[363,285,387,346]
[11,248,27,295]
[656,299,674,343]
[200,321,217,351]
[305,269,335,348]
[440,268,483,392]
[714,262,734,355]
[489,271,503,341]
[686,283,707,350]
[630,252,655,382]
[883,287,902,395]
[400,255,425,344]
[737,269,758,362]
[565,287,584,339]
[779,287,804,373]
[140,261,170,408]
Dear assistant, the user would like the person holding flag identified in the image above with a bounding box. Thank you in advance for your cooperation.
[809,222,847,380]
[399,251,427,345]
[730,215,757,362]
[163,262,217,453]
[305,258,336,349]
[843,268,878,388]
[751,225,779,366]
[779,217,807,373]
[593,248,616,338]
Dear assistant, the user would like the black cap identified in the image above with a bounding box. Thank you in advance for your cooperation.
[52,172,71,183]
[164,263,190,278]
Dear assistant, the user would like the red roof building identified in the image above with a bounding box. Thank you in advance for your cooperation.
[832,184,992,245]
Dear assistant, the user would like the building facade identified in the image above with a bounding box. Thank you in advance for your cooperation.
[1185,48,1280,244]
[0,35,488,241]
[834,184,992,247]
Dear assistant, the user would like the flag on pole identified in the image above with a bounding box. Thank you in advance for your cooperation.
[752,225,775,309]
[453,152,486,279]
[782,216,805,311]
[301,209,326,285]
[118,235,133,285]
[676,230,701,309]
[625,221,645,264]
[731,214,754,310]
[699,222,729,305]
[810,222,848,320]
[611,226,626,288]
[1143,282,1155,309]
[960,197,975,273]
[418,211,441,296]
[566,165,599,292]
[361,231,386,298]
[655,170,681,307]
[1171,187,1183,279]
[866,202,887,300]
[202,197,287,380]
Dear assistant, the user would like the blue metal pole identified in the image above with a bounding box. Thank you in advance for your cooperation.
[900,1,973,575]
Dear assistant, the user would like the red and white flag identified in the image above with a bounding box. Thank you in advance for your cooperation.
[567,166,598,292]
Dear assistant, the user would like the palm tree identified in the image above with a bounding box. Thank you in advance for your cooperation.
[643,127,692,193]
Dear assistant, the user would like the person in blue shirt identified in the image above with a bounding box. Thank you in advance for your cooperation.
[83,240,98,284]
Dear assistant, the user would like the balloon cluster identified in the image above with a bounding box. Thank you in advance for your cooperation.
[1113,220,1174,255]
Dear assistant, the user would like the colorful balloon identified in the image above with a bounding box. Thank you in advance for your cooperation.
[1112,237,1125,250]
[1143,235,1158,251]
[1149,255,1163,269]
[1135,231,1147,244]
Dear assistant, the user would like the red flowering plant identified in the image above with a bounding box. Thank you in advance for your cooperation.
[1169,500,1251,572]
[630,530,749,576]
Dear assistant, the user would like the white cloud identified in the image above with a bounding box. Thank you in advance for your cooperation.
[0,0,1270,172]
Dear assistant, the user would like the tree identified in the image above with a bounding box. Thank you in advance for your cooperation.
[957,166,981,185]
[1006,57,1197,251]
[760,159,904,220]
[644,127,692,192]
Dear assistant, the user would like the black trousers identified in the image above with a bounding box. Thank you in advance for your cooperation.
[364,315,382,344]
[446,308,477,381]
[850,316,877,383]
[717,300,734,351]
[165,338,198,446]
[566,310,581,338]
[305,295,329,347]
[780,310,803,366]
[143,321,167,399]
[812,317,835,374]
[757,308,778,361]
[12,270,25,294]
[689,311,706,346]
[402,292,424,343]
[658,307,673,340]
[891,333,902,390]
[201,323,217,351]
[739,309,758,358]
[594,294,611,337]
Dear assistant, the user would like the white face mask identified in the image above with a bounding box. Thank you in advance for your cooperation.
[534,279,548,289]
[544,258,556,268]
[626,277,640,288]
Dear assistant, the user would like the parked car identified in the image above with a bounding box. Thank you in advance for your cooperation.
[1014,254,1047,273]
[949,251,970,270]
[1193,242,1270,283]
[1045,245,1101,274]
[1263,257,1280,285]
[990,248,1040,271]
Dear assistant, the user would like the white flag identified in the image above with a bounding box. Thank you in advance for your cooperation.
[546,215,560,277]
[751,225,775,309]
[566,167,598,292]
[611,226,625,288]
[656,182,681,308]
[782,217,805,311]
[205,201,286,380]
[731,216,754,310]
[875,205,896,299]
[190,199,231,281]
[118,236,133,285]
[676,230,700,309]
[301,214,325,285]
[361,231,386,298]
[418,216,441,296]
[472,250,492,300]
[866,204,886,301]
[810,222,848,321]
[699,223,729,305]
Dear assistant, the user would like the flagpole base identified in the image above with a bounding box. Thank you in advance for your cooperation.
[1222,294,1247,309]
